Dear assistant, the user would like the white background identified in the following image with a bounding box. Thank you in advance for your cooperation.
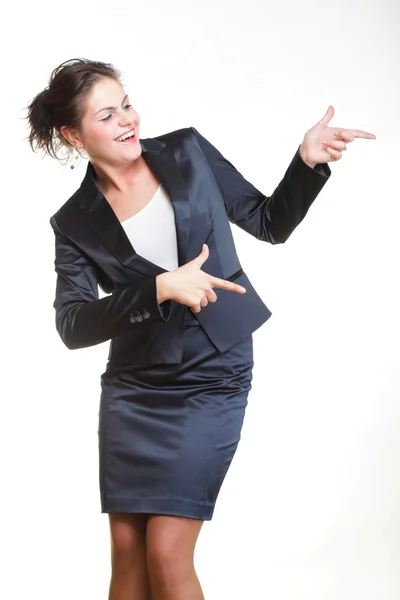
[2,0,399,598]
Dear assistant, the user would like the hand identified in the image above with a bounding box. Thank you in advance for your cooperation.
[299,105,376,168]
[156,243,246,313]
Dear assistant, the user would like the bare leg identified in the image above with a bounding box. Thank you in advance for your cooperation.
[146,514,205,600]
[108,513,152,600]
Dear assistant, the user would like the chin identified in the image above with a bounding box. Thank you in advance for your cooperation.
[109,142,142,162]
[126,144,143,161]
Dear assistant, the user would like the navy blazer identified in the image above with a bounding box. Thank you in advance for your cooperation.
[50,127,331,365]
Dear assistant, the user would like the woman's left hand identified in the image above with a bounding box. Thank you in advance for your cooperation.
[299,105,376,168]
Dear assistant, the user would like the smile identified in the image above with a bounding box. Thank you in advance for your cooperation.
[115,128,136,143]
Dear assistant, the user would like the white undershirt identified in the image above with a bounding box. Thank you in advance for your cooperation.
[121,184,179,271]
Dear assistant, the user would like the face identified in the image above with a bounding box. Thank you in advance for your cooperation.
[64,77,142,165]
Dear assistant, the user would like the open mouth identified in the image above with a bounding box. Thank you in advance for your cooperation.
[115,129,136,143]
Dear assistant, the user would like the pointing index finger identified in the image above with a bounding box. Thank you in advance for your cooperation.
[335,128,376,139]
[210,276,247,293]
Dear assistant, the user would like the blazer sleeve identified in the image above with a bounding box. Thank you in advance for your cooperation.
[191,127,331,244]
[50,217,171,350]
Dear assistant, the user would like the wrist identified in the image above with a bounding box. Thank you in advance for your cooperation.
[156,273,170,304]
[299,143,317,169]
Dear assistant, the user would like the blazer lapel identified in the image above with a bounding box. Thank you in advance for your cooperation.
[80,135,191,277]
[142,139,191,267]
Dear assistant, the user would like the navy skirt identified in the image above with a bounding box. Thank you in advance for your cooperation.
[98,307,254,521]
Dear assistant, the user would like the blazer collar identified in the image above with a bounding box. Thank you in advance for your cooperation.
[79,135,191,277]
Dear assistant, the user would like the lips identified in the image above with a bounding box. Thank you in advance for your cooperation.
[115,128,136,142]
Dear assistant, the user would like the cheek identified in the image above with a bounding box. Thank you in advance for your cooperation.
[91,124,115,145]
[133,109,140,125]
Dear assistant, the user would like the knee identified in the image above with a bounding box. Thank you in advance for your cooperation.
[146,515,202,587]
[111,534,146,573]
[109,516,147,569]
[111,530,141,555]
[147,543,192,584]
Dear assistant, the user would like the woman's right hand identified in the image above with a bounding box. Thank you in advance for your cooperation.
[156,244,246,313]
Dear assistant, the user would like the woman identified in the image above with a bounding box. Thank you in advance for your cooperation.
[26,58,375,600]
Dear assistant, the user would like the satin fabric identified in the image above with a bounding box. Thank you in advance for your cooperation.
[98,307,254,520]
[50,127,331,364]
[50,127,332,519]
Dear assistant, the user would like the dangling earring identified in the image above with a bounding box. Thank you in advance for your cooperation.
[70,148,82,170]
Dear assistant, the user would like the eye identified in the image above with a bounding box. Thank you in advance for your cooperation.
[123,103,132,110]
[100,114,112,122]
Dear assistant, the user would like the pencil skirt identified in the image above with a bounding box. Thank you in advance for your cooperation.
[98,308,254,521]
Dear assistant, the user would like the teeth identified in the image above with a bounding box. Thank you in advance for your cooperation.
[117,129,135,142]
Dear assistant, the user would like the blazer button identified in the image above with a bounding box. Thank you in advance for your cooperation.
[136,314,143,322]
[129,316,136,323]
[143,311,150,319]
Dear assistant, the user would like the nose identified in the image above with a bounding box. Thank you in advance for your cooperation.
[117,108,133,127]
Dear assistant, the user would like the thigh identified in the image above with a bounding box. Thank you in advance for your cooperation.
[146,515,204,566]
[108,513,148,556]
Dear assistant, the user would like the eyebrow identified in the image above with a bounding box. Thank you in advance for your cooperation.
[95,94,129,115]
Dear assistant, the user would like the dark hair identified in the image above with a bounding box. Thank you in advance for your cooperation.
[25,58,122,164]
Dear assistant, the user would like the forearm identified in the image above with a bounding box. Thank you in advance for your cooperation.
[258,145,331,242]
[56,277,171,350]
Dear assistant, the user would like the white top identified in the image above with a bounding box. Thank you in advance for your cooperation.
[121,184,179,271]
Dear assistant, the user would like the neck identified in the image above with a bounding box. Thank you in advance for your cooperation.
[91,155,147,194]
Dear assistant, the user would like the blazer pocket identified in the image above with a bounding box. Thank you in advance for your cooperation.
[193,272,272,353]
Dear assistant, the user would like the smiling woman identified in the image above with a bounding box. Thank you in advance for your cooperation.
[25,57,333,600]
[27,59,124,164]
[60,77,142,164]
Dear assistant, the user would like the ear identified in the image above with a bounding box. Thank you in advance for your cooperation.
[60,125,84,149]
